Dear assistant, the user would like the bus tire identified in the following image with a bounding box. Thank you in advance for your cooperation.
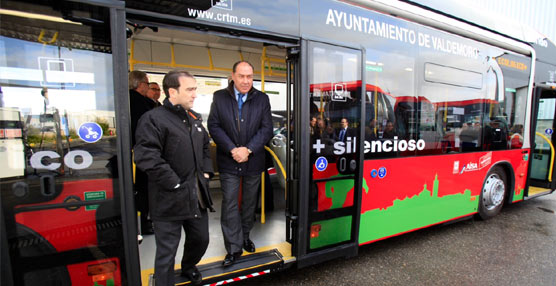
[478,166,507,220]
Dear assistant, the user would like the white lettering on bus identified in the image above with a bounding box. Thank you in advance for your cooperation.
[187,8,251,26]
[30,150,93,170]
[325,9,478,59]
[313,137,426,155]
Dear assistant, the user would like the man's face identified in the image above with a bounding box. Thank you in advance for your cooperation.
[148,83,161,100]
[317,118,325,129]
[170,76,197,110]
[232,62,253,94]
[137,76,149,96]
[341,119,348,128]
[310,117,317,127]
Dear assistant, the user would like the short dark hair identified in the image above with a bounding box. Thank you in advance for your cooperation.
[162,70,194,96]
[232,61,254,73]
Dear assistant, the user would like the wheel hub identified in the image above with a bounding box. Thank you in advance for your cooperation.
[482,174,505,210]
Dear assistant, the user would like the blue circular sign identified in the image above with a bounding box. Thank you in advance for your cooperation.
[315,156,328,172]
[370,169,378,178]
[545,128,553,135]
[78,122,103,143]
[378,167,387,178]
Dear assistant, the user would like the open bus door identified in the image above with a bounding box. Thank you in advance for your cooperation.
[527,85,556,197]
[294,40,364,268]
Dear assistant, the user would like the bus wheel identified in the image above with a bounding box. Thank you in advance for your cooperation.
[478,166,507,220]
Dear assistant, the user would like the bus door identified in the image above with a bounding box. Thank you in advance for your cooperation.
[295,40,364,267]
[528,85,556,197]
[0,2,137,285]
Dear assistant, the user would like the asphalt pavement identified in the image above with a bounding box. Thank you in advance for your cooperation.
[236,191,556,286]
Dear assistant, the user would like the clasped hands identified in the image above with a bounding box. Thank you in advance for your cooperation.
[231,147,250,163]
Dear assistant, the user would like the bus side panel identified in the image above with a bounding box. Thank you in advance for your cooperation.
[357,149,528,244]
[14,179,113,251]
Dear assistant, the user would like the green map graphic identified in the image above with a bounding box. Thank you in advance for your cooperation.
[359,174,478,243]
[323,175,369,209]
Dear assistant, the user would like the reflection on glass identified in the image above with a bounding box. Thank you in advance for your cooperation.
[309,43,360,216]
[0,6,125,286]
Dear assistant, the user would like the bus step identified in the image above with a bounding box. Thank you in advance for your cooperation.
[175,249,285,285]
[525,186,553,199]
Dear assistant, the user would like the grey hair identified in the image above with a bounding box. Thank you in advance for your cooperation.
[129,70,147,90]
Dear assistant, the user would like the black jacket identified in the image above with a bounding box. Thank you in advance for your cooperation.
[134,98,214,221]
[130,89,156,145]
[208,81,273,176]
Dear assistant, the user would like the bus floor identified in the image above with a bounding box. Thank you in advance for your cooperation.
[138,176,288,280]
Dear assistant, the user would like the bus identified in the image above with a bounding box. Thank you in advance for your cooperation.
[1,0,555,285]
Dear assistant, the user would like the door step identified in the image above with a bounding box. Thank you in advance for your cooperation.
[169,249,285,285]
[526,186,553,199]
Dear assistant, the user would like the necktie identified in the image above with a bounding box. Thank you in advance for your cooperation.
[339,128,346,141]
[238,93,245,117]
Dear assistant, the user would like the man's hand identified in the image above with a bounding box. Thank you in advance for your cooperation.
[231,147,250,163]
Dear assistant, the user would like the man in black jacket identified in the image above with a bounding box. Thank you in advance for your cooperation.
[208,61,273,266]
[135,70,214,286]
[129,70,156,235]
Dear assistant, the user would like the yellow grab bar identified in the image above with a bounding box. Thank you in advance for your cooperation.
[535,132,555,182]
[264,145,287,200]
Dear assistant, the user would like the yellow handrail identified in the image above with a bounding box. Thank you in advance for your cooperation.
[261,171,265,224]
[128,39,285,77]
[38,29,58,45]
[535,132,555,182]
[264,145,287,200]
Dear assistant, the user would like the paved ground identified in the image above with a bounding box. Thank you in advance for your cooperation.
[236,192,556,286]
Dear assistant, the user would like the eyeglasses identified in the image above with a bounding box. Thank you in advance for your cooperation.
[150,88,161,91]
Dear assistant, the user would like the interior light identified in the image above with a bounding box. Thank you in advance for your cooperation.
[405,67,413,72]
[366,61,377,65]
[0,9,82,25]
[377,62,384,66]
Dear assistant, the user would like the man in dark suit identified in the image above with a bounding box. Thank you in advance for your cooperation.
[129,70,156,235]
[336,117,355,142]
[208,61,273,266]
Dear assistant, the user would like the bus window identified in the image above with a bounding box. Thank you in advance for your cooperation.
[0,3,126,285]
[364,47,416,159]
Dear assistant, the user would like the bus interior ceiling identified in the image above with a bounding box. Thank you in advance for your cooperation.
[129,26,291,272]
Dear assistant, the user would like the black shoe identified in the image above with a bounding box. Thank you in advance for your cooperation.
[181,267,202,285]
[222,252,242,267]
[243,239,256,253]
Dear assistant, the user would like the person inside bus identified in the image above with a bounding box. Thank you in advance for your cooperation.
[383,120,397,139]
[310,116,318,136]
[208,61,273,267]
[365,119,378,141]
[484,119,509,150]
[147,82,162,107]
[134,70,214,286]
[129,70,156,235]
[459,121,480,151]
[510,124,524,148]
[336,117,356,142]
[41,87,49,114]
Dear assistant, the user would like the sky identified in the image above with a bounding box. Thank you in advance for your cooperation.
[459,0,555,43]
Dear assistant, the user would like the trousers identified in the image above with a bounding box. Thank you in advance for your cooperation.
[153,209,208,286]
[220,172,260,254]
